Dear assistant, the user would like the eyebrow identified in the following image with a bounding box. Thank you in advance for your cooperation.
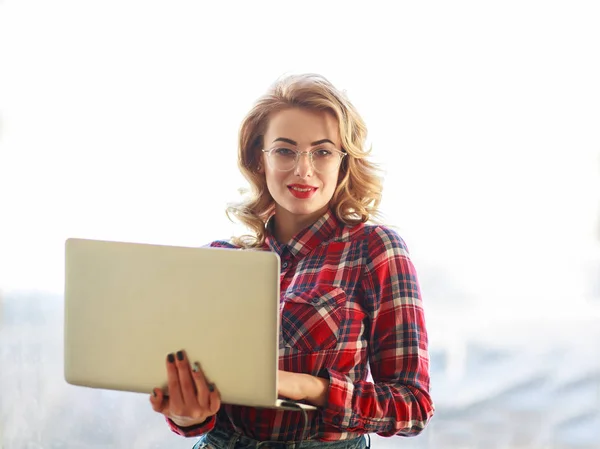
[272,137,336,147]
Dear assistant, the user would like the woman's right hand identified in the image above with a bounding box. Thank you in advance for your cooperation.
[150,350,221,428]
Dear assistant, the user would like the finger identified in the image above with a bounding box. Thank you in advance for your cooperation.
[150,387,168,414]
[175,350,201,408]
[166,352,184,410]
[191,361,211,410]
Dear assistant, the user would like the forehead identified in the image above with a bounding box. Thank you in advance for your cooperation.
[264,108,340,146]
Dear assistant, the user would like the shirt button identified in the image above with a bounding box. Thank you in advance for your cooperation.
[282,262,289,269]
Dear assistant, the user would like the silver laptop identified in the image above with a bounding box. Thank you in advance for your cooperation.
[64,238,316,411]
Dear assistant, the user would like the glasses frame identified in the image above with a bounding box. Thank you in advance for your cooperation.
[261,148,347,174]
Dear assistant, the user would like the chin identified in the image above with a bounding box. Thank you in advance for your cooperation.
[282,200,328,217]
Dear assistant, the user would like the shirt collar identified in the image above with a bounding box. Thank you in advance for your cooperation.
[265,210,340,258]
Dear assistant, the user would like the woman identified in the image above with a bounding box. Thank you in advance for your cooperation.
[150,74,434,448]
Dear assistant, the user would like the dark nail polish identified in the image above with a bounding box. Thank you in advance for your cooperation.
[153,390,157,397]
[176,350,184,361]
[208,383,215,392]
[167,353,175,363]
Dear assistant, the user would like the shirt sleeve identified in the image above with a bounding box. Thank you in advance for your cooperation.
[321,226,434,437]
[165,415,216,438]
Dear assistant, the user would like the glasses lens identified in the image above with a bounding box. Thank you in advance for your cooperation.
[312,149,341,173]
[270,148,296,171]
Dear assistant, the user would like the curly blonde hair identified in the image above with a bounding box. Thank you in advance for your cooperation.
[226,73,383,248]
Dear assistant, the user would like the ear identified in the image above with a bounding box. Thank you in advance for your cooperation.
[255,149,265,173]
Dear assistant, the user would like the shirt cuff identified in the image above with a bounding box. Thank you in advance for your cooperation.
[166,415,216,437]
[321,369,356,429]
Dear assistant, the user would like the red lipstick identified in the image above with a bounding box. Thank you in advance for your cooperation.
[287,184,317,199]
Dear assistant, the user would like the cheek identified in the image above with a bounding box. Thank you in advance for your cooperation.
[265,168,287,192]
[322,172,340,194]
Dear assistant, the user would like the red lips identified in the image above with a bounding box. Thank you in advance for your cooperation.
[287,184,317,199]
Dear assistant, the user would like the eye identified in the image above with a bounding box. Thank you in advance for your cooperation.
[313,149,333,158]
[273,148,296,157]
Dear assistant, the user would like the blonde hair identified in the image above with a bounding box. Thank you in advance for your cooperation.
[226,73,383,248]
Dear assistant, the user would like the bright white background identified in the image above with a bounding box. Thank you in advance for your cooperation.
[1,1,599,313]
[1,1,600,447]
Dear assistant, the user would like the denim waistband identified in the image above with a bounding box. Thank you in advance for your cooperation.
[194,427,369,449]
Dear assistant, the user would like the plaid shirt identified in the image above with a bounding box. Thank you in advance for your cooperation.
[167,211,434,441]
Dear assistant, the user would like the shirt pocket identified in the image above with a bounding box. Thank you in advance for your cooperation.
[281,285,347,352]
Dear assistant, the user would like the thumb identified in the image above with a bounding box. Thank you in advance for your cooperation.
[207,384,222,416]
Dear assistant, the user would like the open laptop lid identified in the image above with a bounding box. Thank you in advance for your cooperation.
[64,238,281,408]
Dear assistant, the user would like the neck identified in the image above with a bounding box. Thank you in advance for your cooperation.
[272,205,329,244]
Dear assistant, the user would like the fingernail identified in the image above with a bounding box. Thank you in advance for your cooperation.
[193,362,200,373]
[208,383,215,392]
[167,353,175,363]
[153,389,157,397]
[176,350,184,361]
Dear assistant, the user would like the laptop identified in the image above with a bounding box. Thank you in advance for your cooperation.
[64,237,316,411]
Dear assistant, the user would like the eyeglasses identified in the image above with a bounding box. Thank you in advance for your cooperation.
[261,148,346,174]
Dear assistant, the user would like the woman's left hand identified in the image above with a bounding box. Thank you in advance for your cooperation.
[277,370,329,406]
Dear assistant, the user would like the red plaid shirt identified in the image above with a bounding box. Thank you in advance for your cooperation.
[167,211,434,440]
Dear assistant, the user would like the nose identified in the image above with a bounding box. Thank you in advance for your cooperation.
[294,152,313,178]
